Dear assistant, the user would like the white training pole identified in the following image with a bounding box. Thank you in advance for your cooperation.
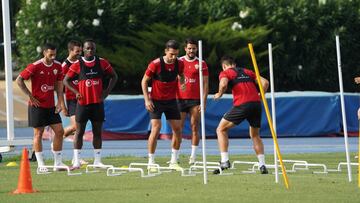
[268,43,279,183]
[336,35,352,182]
[2,0,15,142]
[198,40,207,184]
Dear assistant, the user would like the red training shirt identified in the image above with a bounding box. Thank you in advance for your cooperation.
[176,56,208,100]
[145,57,184,100]
[219,68,260,106]
[66,57,114,105]
[62,59,79,100]
[19,59,63,108]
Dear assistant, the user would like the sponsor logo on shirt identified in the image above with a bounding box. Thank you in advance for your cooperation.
[40,84,54,92]
[85,79,100,87]
[86,69,98,76]
[72,80,79,85]
[185,77,196,84]
[236,73,250,80]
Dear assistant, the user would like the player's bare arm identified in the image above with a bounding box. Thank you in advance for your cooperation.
[63,75,82,100]
[141,74,154,112]
[55,80,65,113]
[103,70,118,99]
[214,77,228,100]
[16,75,41,107]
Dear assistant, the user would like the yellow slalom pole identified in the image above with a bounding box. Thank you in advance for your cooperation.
[248,43,290,189]
[358,120,360,188]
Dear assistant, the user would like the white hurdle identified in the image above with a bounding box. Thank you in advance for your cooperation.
[86,164,114,173]
[189,162,233,176]
[128,162,195,177]
[37,165,81,176]
[328,162,359,172]
[107,166,156,178]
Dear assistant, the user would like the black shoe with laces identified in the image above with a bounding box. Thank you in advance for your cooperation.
[259,165,268,174]
[213,160,230,174]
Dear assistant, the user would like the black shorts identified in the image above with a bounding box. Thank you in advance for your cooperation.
[66,99,77,116]
[149,99,180,120]
[28,106,62,128]
[223,101,261,128]
[76,103,105,123]
[177,99,200,113]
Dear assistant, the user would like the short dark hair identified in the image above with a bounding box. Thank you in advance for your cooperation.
[84,39,96,46]
[67,40,82,50]
[165,40,179,50]
[220,56,236,66]
[42,43,56,52]
[184,38,197,46]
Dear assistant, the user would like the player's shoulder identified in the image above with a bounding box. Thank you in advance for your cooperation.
[32,59,42,66]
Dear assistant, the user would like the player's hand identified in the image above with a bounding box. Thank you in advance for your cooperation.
[75,92,83,100]
[29,95,41,107]
[62,107,69,117]
[180,84,186,91]
[102,90,110,100]
[55,104,62,114]
[357,108,360,120]
[213,93,222,100]
[145,99,155,112]
[355,77,360,84]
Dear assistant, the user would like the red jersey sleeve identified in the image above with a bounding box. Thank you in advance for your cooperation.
[67,62,80,78]
[145,62,157,77]
[19,64,35,80]
[178,59,184,75]
[202,61,209,76]
[100,58,114,74]
[62,62,69,75]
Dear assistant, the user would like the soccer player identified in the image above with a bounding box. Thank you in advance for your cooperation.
[213,56,269,174]
[176,38,209,164]
[141,40,186,169]
[16,43,67,170]
[63,39,118,169]
[61,40,88,165]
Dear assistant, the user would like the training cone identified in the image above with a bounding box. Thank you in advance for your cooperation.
[12,148,38,194]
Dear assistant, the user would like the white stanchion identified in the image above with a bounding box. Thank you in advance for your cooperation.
[268,43,279,183]
[335,35,352,182]
[198,40,208,184]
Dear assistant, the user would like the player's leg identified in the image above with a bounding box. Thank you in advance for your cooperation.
[188,105,200,164]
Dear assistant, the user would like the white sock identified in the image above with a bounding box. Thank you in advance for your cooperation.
[148,153,155,164]
[52,151,63,165]
[170,149,179,164]
[94,149,102,164]
[190,145,197,158]
[257,154,265,167]
[220,152,229,163]
[35,152,45,167]
[73,149,81,166]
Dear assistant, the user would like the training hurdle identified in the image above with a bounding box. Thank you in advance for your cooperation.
[126,162,195,177]
[86,164,114,173]
[328,162,359,172]
[189,162,233,176]
[37,165,81,176]
[106,165,156,178]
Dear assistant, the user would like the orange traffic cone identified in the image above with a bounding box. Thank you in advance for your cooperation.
[12,148,38,194]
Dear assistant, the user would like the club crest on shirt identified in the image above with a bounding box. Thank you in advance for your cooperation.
[53,69,58,75]
[195,64,199,69]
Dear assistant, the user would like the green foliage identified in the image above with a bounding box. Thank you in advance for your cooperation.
[100,20,269,93]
